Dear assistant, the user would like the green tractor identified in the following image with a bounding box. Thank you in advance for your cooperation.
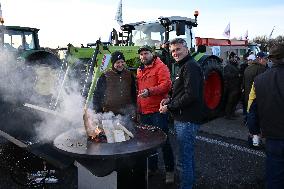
[0,25,61,66]
[62,14,224,121]
[0,25,63,109]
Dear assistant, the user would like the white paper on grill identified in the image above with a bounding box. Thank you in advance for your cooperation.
[113,130,126,142]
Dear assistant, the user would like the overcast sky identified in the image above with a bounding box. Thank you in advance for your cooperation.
[1,0,283,48]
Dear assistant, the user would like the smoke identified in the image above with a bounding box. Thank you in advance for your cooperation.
[0,50,86,143]
[90,110,135,132]
[35,80,85,142]
[1,50,136,144]
[0,51,33,103]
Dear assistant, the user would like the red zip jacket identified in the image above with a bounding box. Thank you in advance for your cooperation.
[137,57,171,114]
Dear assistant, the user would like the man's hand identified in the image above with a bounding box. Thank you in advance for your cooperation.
[159,105,168,114]
[138,89,149,98]
[160,98,170,106]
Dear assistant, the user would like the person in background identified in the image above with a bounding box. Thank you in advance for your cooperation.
[158,41,173,68]
[223,52,242,119]
[247,52,256,65]
[136,45,175,184]
[243,52,268,146]
[191,44,206,62]
[160,38,204,189]
[248,44,284,188]
[189,47,196,54]
[243,51,268,113]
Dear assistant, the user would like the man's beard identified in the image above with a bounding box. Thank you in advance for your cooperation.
[142,58,153,65]
[115,67,124,72]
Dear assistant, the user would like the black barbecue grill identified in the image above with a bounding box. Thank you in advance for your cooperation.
[53,127,166,158]
[53,126,166,189]
[0,102,167,189]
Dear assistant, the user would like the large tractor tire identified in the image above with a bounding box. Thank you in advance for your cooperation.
[197,55,224,121]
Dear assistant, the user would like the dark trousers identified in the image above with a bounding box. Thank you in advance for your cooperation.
[247,100,261,135]
[224,87,241,117]
[266,139,284,189]
[140,112,174,172]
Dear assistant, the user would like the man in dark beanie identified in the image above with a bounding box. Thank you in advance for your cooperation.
[248,43,284,188]
[92,51,136,115]
[110,51,125,70]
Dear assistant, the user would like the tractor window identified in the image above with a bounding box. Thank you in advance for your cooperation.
[133,22,164,47]
[3,30,36,51]
[3,33,21,50]
[168,25,195,48]
[24,32,35,50]
[131,21,196,49]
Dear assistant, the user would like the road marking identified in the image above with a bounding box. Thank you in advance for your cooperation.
[196,135,266,158]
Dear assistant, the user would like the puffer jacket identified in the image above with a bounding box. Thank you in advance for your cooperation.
[137,57,171,114]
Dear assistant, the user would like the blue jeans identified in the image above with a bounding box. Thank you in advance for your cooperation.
[174,121,199,189]
[265,139,284,189]
[140,112,174,172]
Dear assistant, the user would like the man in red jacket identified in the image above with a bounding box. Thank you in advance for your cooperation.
[137,45,175,183]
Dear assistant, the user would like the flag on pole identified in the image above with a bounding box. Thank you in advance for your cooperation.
[269,26,275,39]
[0,3,4,24]
[0,3,3,18]
[85,44,112,107]
[243,30,248,40]
[115,0,123,26]
[223,23,230,39]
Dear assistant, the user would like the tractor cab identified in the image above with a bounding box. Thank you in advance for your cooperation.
[0,25,61,68]
[114,15,198,49]
[0,25,40,53]
[111,15,199,73]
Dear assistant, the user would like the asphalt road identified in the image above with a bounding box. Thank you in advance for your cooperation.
[0,109,266,189]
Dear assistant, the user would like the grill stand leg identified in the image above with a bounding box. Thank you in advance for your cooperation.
[75,161,117,189]
[74,156,148,189]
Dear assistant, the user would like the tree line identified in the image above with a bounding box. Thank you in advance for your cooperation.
[251,35,284,52]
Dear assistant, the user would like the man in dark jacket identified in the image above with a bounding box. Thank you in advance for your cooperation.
[160,38,204,189]
[243,52,268,115]
[243,52,268,146]
[223,52,242,119]
[253,44,284,188]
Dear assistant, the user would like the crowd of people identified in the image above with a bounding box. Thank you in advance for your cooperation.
[86,40,284,189]
[222,44,284,189]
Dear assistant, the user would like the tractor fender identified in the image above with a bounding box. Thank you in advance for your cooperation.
[25,50,62,68]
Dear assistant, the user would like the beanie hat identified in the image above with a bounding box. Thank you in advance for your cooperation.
[111,51,125,64]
